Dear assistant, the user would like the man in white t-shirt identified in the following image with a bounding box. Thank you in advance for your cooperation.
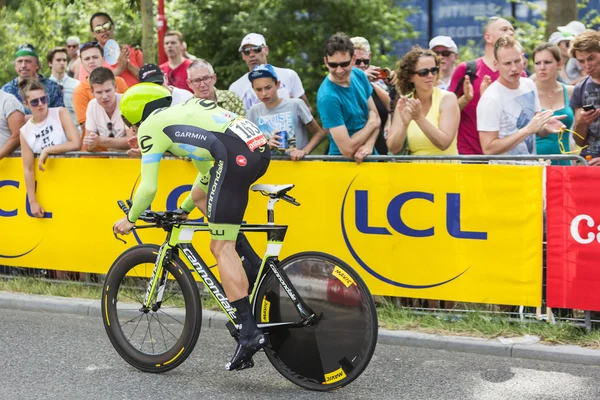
[138,63,193,105]
[229,33,310,112]
[83,67,130,152]
[477,36,564,155]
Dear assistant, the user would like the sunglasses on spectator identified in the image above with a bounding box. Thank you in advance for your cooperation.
[93,21,113,34]
[107,122,115,138]
[327,59,352,69]
[434,50,453,57]
[240,46,264,56]
[66,44,79,49]
[413,66,440,77]
[558,127,587,154]
[28,95,48,107]
[188,76,213,86]
[355,58,370,66]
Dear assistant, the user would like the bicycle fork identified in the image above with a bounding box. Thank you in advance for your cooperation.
[142,242,171,311]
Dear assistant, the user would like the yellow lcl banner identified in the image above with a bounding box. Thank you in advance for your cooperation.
[0,157,543,306]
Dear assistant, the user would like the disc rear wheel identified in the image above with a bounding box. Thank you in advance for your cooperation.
[253,251,378,391]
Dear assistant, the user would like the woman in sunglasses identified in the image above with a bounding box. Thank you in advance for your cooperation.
[18,79,81,217]
[386,47,460,156]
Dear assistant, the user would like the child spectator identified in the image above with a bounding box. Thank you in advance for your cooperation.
[247,64,325,160]
[18,79,80,217]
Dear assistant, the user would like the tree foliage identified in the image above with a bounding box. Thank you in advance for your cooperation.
[0,0,414,106]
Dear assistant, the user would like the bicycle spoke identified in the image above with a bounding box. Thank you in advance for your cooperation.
[152,313,170,353]
[127,314,144,345]
[146,314,155,354]
[152,312,182,340]
[157,309,185,326]
[119,313,145,327]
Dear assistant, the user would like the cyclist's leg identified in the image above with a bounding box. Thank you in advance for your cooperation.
[205,135,269,370]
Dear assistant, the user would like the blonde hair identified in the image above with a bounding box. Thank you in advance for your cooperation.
[570,30,600,58]
[494,36,522,60]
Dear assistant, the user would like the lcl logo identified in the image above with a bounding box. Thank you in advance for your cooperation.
[570,214,600,244]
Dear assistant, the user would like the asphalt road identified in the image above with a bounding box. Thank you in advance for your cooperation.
[1,309,600,400]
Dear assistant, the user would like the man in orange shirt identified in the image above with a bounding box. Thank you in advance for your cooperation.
[72,42,128,135]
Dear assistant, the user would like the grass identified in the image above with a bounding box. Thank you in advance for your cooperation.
[2,276,600,348]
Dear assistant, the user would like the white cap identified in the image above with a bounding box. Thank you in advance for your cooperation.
[238,33,267,52]
[549,31,573,45]
[557,21,586,36]
[350,37,371,53]
[428,36,458,53]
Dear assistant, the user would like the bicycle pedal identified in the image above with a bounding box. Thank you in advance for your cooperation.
[235,358,255,371]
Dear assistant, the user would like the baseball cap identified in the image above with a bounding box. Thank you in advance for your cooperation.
[239,33,267,52]
[428,36,458,53]
[557,21,586,36]
[549,31,573,45]
[15,44,39,60]
[139,63,164,84]
[248,64,278,82]
[350,37,371,53]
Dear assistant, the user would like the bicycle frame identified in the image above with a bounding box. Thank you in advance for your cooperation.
[142,221,315,329]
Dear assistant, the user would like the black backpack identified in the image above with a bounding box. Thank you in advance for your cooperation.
[453,59,478,96]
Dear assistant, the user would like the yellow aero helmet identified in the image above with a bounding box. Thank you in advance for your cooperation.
[121,83,172,127]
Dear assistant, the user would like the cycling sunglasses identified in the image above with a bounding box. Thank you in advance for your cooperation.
[413,66,440,77]
[327,59,352,69]
[355,58,370,66]
[93,21,113,34]
[558,127,587,154]
[240,46,264,56]
[434,50,453,57]
[29,95,48,107]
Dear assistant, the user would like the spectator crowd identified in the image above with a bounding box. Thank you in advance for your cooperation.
[1,12,600,221]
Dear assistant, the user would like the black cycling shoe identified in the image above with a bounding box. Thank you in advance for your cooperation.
[225,331,266,371]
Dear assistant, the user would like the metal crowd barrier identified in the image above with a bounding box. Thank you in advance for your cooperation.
[2,152,595,329]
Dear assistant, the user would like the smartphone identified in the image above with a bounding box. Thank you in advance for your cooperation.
[376,69,389,80]
[582,104,597,111]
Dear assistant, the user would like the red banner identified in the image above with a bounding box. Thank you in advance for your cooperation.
[546,166,600,311]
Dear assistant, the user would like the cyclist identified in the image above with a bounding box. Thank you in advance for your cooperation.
[112,83,270,371]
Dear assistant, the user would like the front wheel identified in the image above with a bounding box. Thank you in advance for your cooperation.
[102,244,202,373]
[253,252,378,391]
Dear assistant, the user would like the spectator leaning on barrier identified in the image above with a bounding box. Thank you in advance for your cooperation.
[0,92,25,159]
[47,47,81,128]
[429,36,458,91]
[559,21,587,85]
[569,30,600,166]
[548,32,574,84]
[2,44,65,114]
[139,63,193,105]
[18,79,80,217]
[247,64,326,160]
[73,42,129,134]
[65,36,80,78]
[477,36,565,156]
[351,36,390,155]
[316,32,380,163]
[83,67,129,152]
[449,17,517,155]
[533,43,575,165]
[159,31,193,93]
[386,47,459,156]
[187,59,246,116]
[229,33,310,112]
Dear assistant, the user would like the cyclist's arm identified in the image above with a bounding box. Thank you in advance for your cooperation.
[127,133,171,222]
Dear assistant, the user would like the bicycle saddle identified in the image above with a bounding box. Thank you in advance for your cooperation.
[251,184,294,197]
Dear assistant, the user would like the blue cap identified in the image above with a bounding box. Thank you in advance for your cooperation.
[248,64,278,82]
